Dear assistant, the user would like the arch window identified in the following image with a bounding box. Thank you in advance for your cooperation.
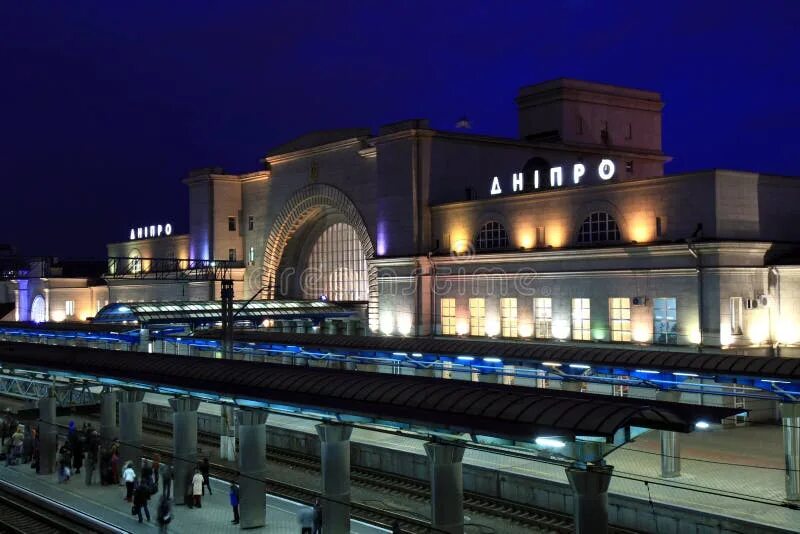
[476,221,509,251]
[304,223,368,302]
[31,295,46,323]
[578,212,620,244]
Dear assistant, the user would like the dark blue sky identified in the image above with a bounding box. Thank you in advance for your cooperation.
[1,1,798,257]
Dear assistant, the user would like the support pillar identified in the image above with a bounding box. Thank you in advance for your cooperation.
[316,423,353,534]
[220,406,236,461]
[100,388,117,446]
[139,328,151,353]
[169,397,200,506]
[237,410,268,528]
[656,390,681,478]
[565,464,614,534]
[38,393,57,475]
[424,441,465,534]
[780,402,800,501]
[118,390,144,470]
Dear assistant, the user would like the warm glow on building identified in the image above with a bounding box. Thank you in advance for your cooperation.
[777,317,800,345]
[632,324,651,343]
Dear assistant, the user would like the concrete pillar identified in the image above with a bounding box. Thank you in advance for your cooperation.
[117,390,144,470]
[565,465,614,534]
[780,402,800,501]
[424,441,465,534]
[656,390,681,478]
[169,397,200,506]
[316,423,353,534]
[238,410,268,528]
[138,328,150,353]
[345,359,357,371]
[38,394,57,475]
[100,388,117,446]
[220,405,236,461]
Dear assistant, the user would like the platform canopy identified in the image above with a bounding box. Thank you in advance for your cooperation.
[0,342,742,442]
[92,300,354,326]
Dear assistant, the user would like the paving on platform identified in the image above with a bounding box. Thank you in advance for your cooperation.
[0,461,387,534]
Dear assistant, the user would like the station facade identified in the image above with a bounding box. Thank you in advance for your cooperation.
[10,78,800,355]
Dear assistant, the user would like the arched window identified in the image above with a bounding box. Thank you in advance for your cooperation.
[578,212,621,244]
[476,221,509,250]
[31,295,46,323]
[304,223,368,302]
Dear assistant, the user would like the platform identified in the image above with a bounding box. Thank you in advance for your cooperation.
[0,462,387,533]
[265,413,797,532]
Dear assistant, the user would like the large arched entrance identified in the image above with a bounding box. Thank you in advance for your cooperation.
[261,184,377,329]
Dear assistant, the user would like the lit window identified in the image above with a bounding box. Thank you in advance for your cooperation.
[31,295,46,323]
[653,297,677,344]
[228,249,236,261]
[730,297,743,335]
[228,216,236,232]
[303,223,368,302]
[610,297,631,342]
[65,300,75,317]
[500,298,517,337]
[534,298,552,338]
[249,246,255,264]
[129,249,142,274]
[578,212,621,244]
[248,216,254,231]
[469,298,485,336]
[476,221,509,250]
[572,298,590,341]
[441,298,456,335]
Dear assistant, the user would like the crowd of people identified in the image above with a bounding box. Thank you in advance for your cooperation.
[2,411,345,533]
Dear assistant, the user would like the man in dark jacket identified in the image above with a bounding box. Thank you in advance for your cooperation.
[199,458,212,495]
[134,482,152,523]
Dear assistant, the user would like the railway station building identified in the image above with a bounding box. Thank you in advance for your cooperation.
[9,78,800,355]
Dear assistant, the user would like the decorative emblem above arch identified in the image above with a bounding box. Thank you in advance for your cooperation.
[261,183,376,299]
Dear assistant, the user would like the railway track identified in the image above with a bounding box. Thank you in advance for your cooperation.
[0,482,105,534]
[140,418,599,533]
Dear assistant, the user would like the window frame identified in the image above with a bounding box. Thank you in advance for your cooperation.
[534,297,552,338]
[577,211,621,244]
[228,216,237,232]
[476,221,509,251]
[500,297,517,338]
[653,297,678,345]
[609,297,631,342]
[571,298,591,341]
[730,297,743,335]
[441,298,456,335]
[469,298,486,336]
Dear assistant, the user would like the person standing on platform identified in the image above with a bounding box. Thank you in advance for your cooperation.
[58,441,72,483]
[123,462,137,501]
[312,498,322,534]
[9,425,23,466]
[141,459,153,488]
[157,494,172,533]
[160,463,173,498]
[134,480,152,523]
[199,457,212,495]
[229,481,240,524]
[297,505,314,534]
[152,452,161,485]
[190,469,203,508]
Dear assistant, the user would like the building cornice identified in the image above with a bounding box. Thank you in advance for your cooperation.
[264,137,367,165]
[107,234,190,248]
[240,170,271,183]
[182,174,241,186]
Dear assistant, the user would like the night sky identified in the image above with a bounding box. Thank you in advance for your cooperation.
[1,1,798,258]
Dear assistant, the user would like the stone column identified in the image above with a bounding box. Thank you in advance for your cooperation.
[38,394,57,475]
[220,406,236,461]
[656,390,681,478]
[139,328,150,353]
[169,397,200,505]
[100,388,117,447]
[238,410,268,528]
[117,390,145,470]
[781,402,800,501]
[565,464,614,534]
[316,423,353,534]
[424,441,465,534]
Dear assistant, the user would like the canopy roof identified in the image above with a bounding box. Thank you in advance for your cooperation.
[0,341,742,441]
[93,300,354,326]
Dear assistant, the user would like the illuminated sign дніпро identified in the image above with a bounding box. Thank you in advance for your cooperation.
[129,223,173,240]
[490,159,615,196]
